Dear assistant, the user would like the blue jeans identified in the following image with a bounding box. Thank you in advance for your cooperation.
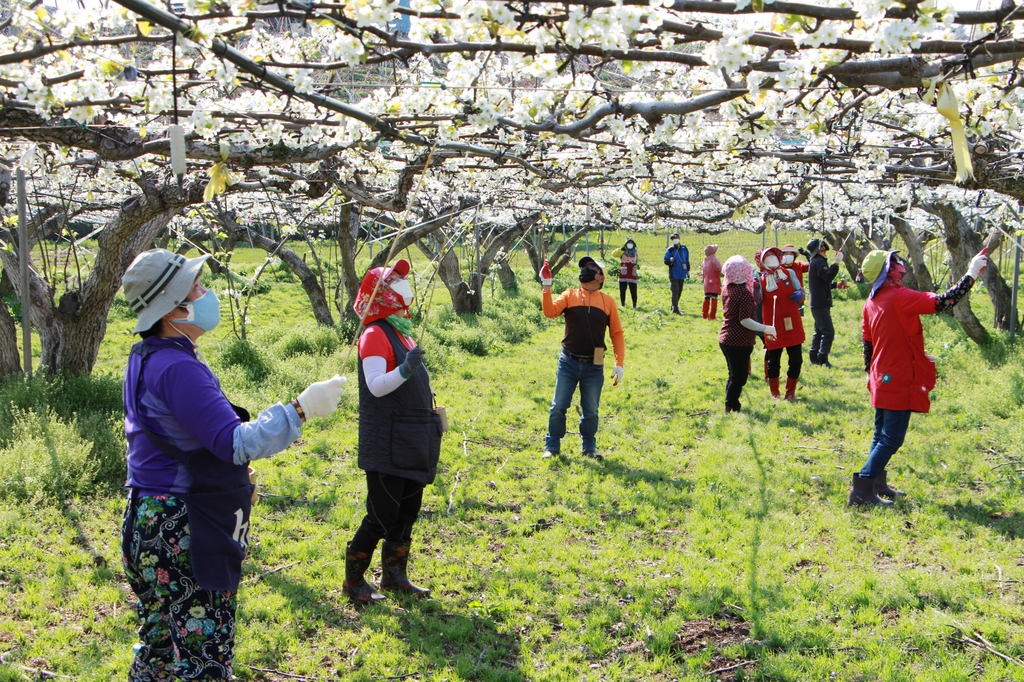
[860,408,912,478]
[545,352,605,453]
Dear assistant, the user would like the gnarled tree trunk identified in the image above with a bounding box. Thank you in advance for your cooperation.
[890,215,935,292]
[218,210,334,326]
[0,294,21,378]
[924,202,991,345]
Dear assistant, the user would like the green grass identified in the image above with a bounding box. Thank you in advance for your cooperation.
[4,230,1024,680]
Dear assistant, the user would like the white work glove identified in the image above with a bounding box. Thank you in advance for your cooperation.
[540,261,553,287]
[834,250,844,263]
[611,365,624,386]
[764,325,777,340]
[968,248,989,279]
[297,375,346,419]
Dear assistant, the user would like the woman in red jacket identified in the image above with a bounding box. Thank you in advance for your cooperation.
[755,247,805,400]
[849,248,988,506]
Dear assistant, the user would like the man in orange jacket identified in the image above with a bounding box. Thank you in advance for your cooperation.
[540,257,626,460]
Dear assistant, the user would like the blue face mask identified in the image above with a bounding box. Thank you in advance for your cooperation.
[178,289,221,331]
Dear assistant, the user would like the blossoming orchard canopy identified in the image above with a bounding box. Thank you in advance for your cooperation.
[0,0,1023,232]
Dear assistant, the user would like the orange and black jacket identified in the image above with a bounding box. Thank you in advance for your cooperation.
[542,288,625,367]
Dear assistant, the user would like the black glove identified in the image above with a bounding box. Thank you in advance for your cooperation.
[798,248,811,258]
[399,347,426,379]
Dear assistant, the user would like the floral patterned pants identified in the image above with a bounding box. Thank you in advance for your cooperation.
[121,494,237,681]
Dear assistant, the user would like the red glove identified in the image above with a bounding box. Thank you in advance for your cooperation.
[837,280,849,290]
[540,261,553,286]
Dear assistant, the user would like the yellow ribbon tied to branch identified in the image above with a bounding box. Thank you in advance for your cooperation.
[204,160,235,202]
[934,82,974,184]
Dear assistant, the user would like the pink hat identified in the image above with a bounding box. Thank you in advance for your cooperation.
[723,255,754,293]
[704,244,718,257]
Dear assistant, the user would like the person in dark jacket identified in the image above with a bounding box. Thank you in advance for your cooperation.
[806,238,844,368]
[612,238,640,308]
[664,233,690,314]
[344,259,443,604]
[849,248,988,506]
[120,249,345,680]
[719,255,777,413]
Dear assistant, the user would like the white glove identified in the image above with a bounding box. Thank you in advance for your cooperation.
[541,277,553,287]
[297,375,346,419]
[968,250,988,279]
[764,325,777,339]
[834,250,844,263]
[611,365,624,385]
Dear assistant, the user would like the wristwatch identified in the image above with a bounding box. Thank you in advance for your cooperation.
[290,398,306,423]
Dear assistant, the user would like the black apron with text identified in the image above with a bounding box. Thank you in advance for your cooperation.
[357,321,442,485]
[130,342,255,592]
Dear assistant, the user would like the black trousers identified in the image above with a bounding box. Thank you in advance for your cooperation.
[809,307,835,360]
[619,281,637,307]
[765,344,803,380]
[720,343,753,410]
[670,277,684,311]
[351,471,424,552]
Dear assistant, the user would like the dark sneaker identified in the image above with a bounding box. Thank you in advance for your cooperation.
[582,450,603,461]
[542,450,558,459]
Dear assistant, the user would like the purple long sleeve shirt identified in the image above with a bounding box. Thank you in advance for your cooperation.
[123,336,301,496]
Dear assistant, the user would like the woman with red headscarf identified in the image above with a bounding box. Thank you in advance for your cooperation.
[719,255,777,413]
[343,259,442,604]
[755,247,805,400]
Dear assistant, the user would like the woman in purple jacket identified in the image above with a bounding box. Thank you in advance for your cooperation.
[120,249,346,681]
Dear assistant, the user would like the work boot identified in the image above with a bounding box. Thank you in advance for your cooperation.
[874,470,906,499]
[380,541,431,597]
[809,350,819,365]
[702,298,711,319]
[582,450,604,461]
[785,377,799,401]
[343,542,387,604]
[847,474,893,507]
[709,298,718,320]
[768,377,781,398]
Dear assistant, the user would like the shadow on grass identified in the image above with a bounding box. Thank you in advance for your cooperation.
[577,456,696,492]
[253,569,526,680]
[941,502,1024,540]
[745,417,770,638]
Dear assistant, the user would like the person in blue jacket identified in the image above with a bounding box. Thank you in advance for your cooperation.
[664,233,690,315]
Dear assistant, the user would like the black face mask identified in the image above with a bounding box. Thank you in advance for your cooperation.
[579,267,598,283]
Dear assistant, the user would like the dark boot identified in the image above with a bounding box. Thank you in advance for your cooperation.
[768,377,781,398]
[343,542,386,604]
[847,474,893,507]
[874,470,906,499]
[785,377,798,401]
[380,541,431,597]
[809,350,819,365]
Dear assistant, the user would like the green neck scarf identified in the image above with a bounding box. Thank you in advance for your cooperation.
[386,314,413,337]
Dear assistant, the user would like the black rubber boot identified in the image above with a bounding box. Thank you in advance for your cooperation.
[874,470,906,499]
[343,542,386,604]
[380,541,431,597]
[847,474,893,507]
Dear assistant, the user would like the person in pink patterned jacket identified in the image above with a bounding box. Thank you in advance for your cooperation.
[701,244,723,320]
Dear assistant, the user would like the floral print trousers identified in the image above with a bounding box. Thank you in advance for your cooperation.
[121,494,237,681]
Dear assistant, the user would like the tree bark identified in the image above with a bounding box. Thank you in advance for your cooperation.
[218,211,334,326]
[979,221,1016,331]
[496,257,517,290]
[889,215,935,292]
[0,296,21,378]
[923,202,991,344]
[337,202,362,321]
